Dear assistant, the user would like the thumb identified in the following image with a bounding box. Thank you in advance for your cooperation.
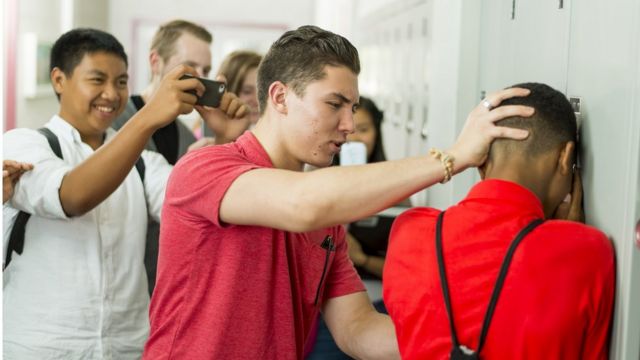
[215,74,227,84]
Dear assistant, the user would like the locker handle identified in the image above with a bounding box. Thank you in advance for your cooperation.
[420,106,429,140]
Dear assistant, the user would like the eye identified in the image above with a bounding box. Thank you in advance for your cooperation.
[90,78,104,84]
[117,79,129,87]
[327,102,340,109]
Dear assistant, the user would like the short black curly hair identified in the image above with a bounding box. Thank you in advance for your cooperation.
[491,82,577,158]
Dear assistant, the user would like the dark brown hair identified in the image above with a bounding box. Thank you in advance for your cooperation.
[257,25,360,114]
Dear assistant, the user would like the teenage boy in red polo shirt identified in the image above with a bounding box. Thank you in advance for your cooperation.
[384,83,615,360]
[143,26,536,360]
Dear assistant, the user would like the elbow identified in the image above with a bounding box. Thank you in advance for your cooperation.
[59,191,96,217]
[287,205,322,232]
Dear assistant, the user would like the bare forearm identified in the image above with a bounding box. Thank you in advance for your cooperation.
[222,150,465,232]
[341,312,399,360]
[360,256,384,278]
[59,111,156,216]
[293,154,456,230]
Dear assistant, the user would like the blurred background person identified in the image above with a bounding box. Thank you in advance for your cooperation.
[197,50,262,138]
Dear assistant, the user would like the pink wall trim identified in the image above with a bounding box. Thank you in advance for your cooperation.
[4,0,18,130]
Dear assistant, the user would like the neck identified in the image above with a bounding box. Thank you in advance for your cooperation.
[483,157,555,217]
[251,113,304,171]
[57,112,104,150]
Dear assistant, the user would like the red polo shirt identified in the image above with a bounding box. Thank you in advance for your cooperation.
[143,132,364,360]
[383,179,614,360]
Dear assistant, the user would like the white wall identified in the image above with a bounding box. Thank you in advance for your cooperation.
[13,0,64,130]
[10,0,110,130]
[108,0,313,93]
[7,0,313,130]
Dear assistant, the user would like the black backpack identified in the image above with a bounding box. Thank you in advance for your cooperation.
[3,127,145,269]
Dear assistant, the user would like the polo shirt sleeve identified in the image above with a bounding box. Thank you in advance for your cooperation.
[164,145,261,226]
[140,149,172,223]
[322,226,366,301]
[3,128,71,220]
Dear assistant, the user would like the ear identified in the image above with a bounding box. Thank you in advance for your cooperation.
[149,50,163,77]
[268,81,288,115]
[50,67,66,97]
[557,141,576,176]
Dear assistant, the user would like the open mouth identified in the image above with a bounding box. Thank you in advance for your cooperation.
[93,105,116,114]
[330,141,345,152]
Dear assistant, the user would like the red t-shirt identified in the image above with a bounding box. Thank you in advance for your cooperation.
[143,132,364,360]
[383,179,615,360]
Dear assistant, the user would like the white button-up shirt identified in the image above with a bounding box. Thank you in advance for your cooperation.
[3,115,171,360]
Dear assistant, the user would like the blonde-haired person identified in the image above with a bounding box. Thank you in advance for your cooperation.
[197,50,262,138]
[111,19,247,294]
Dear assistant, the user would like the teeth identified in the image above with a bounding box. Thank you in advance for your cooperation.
[95,105,114,113]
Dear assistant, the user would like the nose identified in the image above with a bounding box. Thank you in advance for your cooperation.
[339,112,355,135]
[196,67,208,78]
[101,83,119,101]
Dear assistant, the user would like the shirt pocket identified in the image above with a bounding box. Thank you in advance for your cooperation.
[300,235,336,307]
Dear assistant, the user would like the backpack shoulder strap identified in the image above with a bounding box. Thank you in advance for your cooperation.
[135,157,145,183]
[4,128,63,270]
[37,127,62,158]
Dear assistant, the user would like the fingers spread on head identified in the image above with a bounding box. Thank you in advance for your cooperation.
[488,105,534,123]
[491,125,529,140]
[489,87,531,107]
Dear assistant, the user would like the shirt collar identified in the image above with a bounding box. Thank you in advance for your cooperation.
[47,114,116,146]
[462,179,545,218]
[234,131,274,168]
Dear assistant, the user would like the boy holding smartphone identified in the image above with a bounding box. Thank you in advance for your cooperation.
[111,20,248,293]
[3,28,205,359]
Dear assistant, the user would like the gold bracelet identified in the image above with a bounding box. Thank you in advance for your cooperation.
[429,148,455,184]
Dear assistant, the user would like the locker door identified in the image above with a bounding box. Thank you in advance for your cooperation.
[381,20,410,161]
[510,0,571,91]
[478,0,571,92]
[405,1,432,159]
[477,0,517,94]
[404,1,432,206]
[566,1,640,358]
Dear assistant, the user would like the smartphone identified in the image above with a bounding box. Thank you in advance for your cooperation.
[180,74,226,107]
[340,142,367,166]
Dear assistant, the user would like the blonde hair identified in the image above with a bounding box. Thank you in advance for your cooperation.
[150,20,212,62]
[217,50,262,94]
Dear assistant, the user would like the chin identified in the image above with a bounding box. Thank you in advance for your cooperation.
[308,156,334,169]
